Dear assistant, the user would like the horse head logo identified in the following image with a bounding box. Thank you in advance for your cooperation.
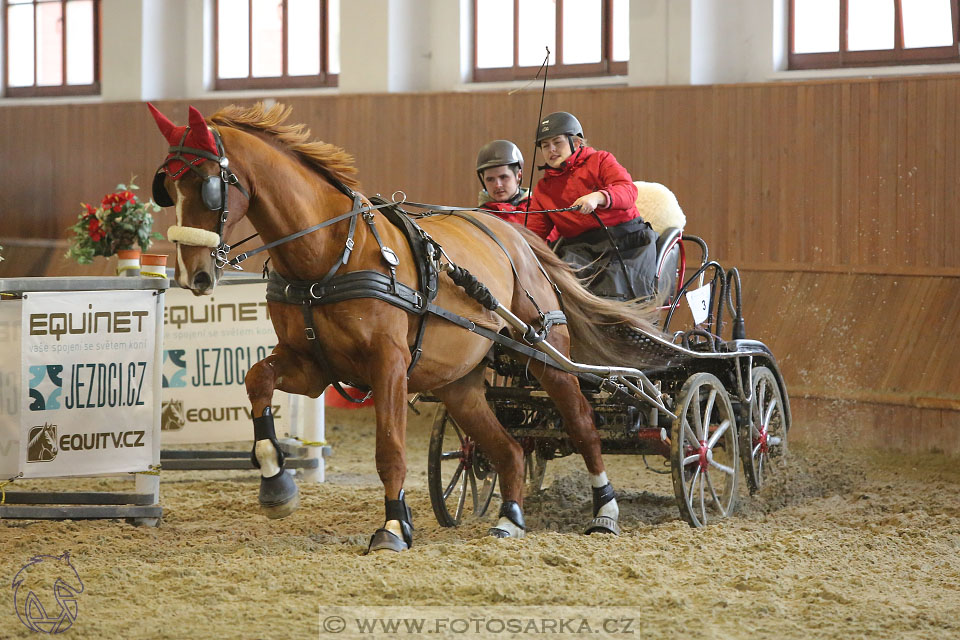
[12,551,84,634]
[26,423,58,463]
[161,400,186,431]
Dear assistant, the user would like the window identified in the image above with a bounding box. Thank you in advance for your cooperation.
[474,0,628,82]
[790,0,959,69]
[215,0,339,90]
[4,0,100,97]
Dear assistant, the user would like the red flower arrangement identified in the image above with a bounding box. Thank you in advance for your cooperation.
[66,181,162,264]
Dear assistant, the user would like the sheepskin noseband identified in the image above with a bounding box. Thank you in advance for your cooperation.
[167,225,221,248]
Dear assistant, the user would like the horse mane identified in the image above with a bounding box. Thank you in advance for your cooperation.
[209,102,360,189]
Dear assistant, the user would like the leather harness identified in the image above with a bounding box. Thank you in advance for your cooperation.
[157,129,568,404]
[265,194,568,404]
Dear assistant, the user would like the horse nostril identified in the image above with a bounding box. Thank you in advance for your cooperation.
[192,271,213,290]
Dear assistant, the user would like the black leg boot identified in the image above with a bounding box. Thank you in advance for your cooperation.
[367,490,414,553]
[251,406,300,519]
[584,483,620,535]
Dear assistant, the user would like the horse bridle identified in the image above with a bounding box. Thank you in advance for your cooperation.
[152,126,250,269]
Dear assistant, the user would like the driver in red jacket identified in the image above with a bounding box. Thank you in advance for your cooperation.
[527,112,659,300]
[526,112,642,238]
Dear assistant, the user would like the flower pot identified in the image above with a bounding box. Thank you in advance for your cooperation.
[140,253,168,278]
[116,248,141,276]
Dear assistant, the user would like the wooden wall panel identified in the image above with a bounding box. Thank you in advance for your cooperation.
[1,76,959,451]
[2,76,959,274]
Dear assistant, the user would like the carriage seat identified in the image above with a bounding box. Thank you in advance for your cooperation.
[634,181,686,304]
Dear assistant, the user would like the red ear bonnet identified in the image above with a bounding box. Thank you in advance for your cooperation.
[148,103,219,179]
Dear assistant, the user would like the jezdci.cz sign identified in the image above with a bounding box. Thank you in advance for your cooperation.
[161,283,289,445]
[21,290,158,477]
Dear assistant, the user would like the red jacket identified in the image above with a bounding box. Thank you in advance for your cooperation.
[480,197,560,243]
[480,198,529,225]
[527,146,640,240]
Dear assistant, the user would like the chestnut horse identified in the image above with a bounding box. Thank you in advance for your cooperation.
[149,103,657,552]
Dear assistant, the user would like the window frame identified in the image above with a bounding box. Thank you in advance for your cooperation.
[789,0,960,70]
[3,0,101,98]
[473,0,627,82]
[213,0,337,91]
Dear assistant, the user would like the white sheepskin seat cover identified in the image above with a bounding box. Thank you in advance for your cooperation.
[634,181,686,234]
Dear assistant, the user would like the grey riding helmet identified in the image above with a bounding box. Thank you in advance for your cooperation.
[535,111,584,155]
[476,139,524,187]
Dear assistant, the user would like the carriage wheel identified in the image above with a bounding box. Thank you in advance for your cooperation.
[670,373,739,527]
[741,366,788,494]
[427,408,498,527]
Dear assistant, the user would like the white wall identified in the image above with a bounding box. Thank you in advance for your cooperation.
[3,0,960,105]
[100,0,145,102]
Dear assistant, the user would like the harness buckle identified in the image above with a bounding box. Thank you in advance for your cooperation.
[308,282,324,300]
[213,246,229,269]
[345,238,355,250]
[305,327,317,340]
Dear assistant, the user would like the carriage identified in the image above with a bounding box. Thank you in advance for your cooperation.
[421,184,791,529]
[150,102,789,550]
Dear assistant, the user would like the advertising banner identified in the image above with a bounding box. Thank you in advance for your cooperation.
[161,283,289,444]
[20,290,158,478]
[0,298,21,478]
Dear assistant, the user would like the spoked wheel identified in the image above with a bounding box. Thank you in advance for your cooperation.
[428,408,497,527]
[741,366,787,494]
[670,373,739,527]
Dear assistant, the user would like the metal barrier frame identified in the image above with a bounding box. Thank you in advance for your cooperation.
[0,276,167,525]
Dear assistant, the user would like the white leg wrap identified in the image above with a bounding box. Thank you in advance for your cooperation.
[492,517,525,539]
[255,440,281,478]
[591,472,609,488]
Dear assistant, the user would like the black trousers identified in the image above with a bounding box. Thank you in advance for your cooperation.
[556,218,659,300]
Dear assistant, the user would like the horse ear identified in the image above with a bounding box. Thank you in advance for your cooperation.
[187,105,217,152]
[147,103,176,142]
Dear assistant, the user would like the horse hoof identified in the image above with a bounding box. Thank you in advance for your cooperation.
[487,526,525,539]
[366,528,409,553]
[584,516,620,536]
[259,471,300,519]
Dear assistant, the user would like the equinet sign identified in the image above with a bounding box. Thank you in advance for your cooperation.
[29,308,151,342]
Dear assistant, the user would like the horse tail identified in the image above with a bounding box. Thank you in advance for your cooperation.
[515,226,664,367]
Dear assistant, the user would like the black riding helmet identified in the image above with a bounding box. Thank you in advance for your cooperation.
[476,139,524,188]
[535,111,584,156]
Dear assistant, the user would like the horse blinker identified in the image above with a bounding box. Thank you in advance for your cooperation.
[152,171,174,208]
